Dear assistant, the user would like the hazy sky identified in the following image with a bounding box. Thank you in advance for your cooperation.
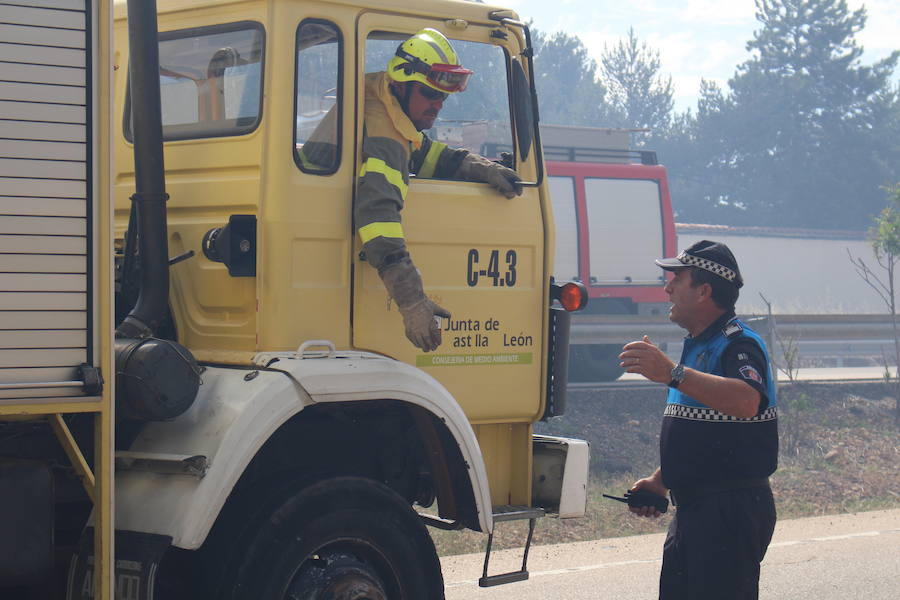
[501,0,899,112]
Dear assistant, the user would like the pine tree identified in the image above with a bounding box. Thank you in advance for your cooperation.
[531,28,622,127]
[661,80,751,224]
[600,27,674,136]
[690,0,900,228]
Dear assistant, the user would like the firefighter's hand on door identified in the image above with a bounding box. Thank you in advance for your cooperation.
[456,153,523,199]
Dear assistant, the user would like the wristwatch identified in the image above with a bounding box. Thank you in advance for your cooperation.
[668,363,685,388]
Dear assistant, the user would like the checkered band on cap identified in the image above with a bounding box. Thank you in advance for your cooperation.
[677,250,739,283]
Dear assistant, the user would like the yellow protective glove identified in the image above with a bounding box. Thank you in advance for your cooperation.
[380,258,451,352]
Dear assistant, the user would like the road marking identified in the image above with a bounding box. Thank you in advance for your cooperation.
[445,528,900,588]
[769,528,900,548]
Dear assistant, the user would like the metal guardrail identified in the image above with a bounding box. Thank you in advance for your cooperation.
[568,376,893,392]
[569,314,899,346]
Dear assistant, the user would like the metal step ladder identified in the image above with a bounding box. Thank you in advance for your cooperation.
[479,505,545,587]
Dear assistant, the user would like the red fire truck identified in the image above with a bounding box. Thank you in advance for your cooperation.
[543,127,678,381]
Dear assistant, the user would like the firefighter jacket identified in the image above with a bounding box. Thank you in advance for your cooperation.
[356,71,468,272]
[296,72,471,270]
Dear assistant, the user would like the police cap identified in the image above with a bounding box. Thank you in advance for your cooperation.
[655,239,743,288]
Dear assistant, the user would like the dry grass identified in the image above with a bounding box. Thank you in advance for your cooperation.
[430,384,900,556]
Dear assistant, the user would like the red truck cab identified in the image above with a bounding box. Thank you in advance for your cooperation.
[544,134,677,380]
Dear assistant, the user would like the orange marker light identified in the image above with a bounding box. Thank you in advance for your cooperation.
[558,281,588,311]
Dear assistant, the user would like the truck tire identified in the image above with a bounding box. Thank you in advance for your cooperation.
[220,476,444,600]
[569,344,623,382]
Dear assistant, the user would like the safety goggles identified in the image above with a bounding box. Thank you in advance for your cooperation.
[415,83,449,102]
[395,49,473,93]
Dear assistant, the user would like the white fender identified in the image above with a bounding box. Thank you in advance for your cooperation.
[114,349,493,549]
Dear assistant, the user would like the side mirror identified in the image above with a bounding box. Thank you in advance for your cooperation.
[510,59,534,161]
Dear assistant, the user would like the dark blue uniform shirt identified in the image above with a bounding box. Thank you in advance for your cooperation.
[660,311,779,491]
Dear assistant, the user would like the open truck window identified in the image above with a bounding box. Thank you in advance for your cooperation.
[364,32,514,176]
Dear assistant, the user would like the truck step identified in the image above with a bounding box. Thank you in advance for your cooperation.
[114,451,209,477]
[479,505,545,587]
[491,505,545,522]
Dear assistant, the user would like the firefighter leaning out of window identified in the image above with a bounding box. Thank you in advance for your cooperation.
[301,29,523,352]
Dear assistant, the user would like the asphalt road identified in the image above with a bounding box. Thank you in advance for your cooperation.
[441,509,900,599]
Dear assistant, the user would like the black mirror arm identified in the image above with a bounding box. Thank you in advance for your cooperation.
[488,12,543,183]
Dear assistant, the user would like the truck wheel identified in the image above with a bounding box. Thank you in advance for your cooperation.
[224,476,444,600]
[569,344,623,382]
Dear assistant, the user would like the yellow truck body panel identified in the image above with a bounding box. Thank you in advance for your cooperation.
[112,0,555,505]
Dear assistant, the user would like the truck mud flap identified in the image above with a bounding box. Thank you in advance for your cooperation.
[67,529,171,600]
[0,459,53,586]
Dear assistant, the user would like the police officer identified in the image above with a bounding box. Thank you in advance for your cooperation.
[619,240,778,600]
[303,28,523,352]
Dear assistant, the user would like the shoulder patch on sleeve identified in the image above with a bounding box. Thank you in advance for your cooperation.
[739,364,763,384]
[723,320,743,339]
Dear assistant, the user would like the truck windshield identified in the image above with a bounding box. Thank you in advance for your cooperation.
[549,175,580,282]
[585,178,665,286]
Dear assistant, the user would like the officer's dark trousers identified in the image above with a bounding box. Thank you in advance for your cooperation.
[659,486,776,600]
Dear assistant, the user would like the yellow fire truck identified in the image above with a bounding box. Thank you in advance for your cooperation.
[0,1,588,598]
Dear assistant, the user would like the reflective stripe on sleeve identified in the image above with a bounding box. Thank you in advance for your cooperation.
[359,157,408,199]
[297,147,318,170]
[358,221,405,244]
[418,137,447,179]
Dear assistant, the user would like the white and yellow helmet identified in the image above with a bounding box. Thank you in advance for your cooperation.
[387,28,473,93]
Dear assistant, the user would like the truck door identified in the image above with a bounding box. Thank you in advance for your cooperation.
[352,14,545,423]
